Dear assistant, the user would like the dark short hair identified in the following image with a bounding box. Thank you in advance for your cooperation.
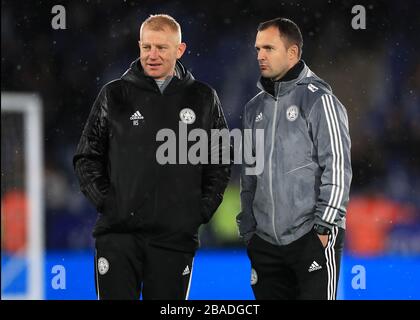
[258,17,303,58]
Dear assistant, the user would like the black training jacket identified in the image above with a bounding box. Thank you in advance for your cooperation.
[73,59,231,252]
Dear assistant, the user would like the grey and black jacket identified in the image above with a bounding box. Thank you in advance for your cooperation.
[237,60,352,246]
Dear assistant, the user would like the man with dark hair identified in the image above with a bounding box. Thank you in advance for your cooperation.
[237,17,352,300]
[73,14,231,300]
[258,17,303,59]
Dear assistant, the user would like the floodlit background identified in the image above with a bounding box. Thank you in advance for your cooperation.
[1,0,419,299]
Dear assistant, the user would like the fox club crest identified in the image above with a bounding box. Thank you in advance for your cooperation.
[98,257,109,275]
[179,108,196,124]
[250,268,258,285]
[286,105,299,122]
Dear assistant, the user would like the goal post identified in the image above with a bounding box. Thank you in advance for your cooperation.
[1,92,44,300]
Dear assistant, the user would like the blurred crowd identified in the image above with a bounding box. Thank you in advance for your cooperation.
[1,0,419,255]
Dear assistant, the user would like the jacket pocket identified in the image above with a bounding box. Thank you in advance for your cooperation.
[283,162,318,226]
[132,193,151,221]
[284,161,316,175]
[312,228,328,251]
[102,185,116,217]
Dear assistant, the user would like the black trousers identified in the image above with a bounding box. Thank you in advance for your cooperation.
[247,226,345,300]
[94,233,194,300]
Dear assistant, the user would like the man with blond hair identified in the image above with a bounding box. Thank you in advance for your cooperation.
[74,14,231,300]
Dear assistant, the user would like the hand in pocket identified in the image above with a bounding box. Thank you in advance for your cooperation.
[317,234,328,248]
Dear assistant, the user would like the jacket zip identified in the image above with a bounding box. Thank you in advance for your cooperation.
[269,97,280,244]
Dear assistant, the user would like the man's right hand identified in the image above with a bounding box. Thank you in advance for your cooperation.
[317,234,328,248]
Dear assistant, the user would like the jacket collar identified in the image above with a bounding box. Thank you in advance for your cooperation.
[121,58,194,94]
[257,60,308,97]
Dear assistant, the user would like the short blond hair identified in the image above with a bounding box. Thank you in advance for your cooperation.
[140,14,182,43]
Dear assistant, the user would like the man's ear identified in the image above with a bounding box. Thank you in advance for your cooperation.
[177,42,187,59]
[288,44,299,60]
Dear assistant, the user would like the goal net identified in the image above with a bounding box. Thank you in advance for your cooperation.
[1,93,44,299]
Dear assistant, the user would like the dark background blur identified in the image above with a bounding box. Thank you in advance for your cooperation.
[2,0,420,255]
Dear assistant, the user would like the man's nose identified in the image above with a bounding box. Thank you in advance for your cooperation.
[257,51,265,62]
[149,47,159,59]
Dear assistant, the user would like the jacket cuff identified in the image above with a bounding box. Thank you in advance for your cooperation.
[236,211,257,238]
[242,231,255,245]
[314,216,334,231]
